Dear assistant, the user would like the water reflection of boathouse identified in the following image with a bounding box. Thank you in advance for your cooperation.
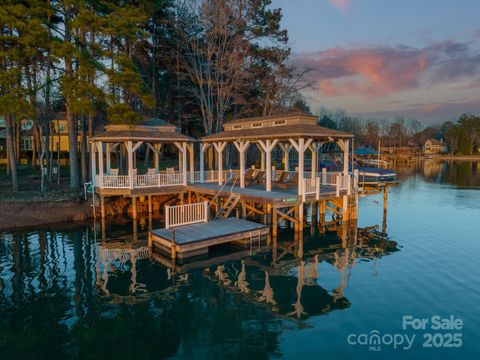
[92,186,397,317]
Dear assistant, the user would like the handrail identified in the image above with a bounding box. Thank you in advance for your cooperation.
[209,173,236,206]
[165,201,209,229]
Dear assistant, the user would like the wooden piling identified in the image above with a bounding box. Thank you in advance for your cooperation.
[299,204,304,233]
[133,218,138,242]
[272,206,278,240]
[342,195,349,222]
[310,202,317,236]
[383,186,388,235]
[132,196,137,219]
[171,229,176,259]
[100,196,105,219]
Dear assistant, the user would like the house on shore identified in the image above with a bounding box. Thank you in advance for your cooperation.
[424,138,447,155]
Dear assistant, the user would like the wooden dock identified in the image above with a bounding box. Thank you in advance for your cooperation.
[187,182,343,205]
[151,218,270,258]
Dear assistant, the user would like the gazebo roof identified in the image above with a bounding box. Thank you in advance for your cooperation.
[90,118,194,143]
[202,113,353,142]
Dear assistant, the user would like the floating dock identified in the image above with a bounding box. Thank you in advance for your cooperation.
[151,218,269,258]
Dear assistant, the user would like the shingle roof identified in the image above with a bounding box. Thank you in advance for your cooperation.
[202,124,353,142]
[225,112,316,125]
[90,129,194,142]
[426,138,443,145]
[90,120,194,142]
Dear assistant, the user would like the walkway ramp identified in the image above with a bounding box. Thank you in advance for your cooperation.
[151,218,269,258]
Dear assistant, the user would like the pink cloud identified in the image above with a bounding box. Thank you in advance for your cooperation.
[356,99,480,122]
[293,40,480,97]
[328,0,350,12]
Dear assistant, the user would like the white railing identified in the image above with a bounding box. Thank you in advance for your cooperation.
[158,171,183,186]
[101,175,131,188]
[96,171,182,189]
[135,174,159,187]
[302,177,320,201]
[335,174,351,196]
[319,171,343,185]
[165,201,209,229]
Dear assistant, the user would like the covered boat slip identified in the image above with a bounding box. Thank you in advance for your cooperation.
[151,218,270,258]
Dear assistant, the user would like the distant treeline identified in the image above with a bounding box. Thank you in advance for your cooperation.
[316,108,480,155]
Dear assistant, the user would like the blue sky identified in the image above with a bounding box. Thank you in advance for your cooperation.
[274,0,480,124]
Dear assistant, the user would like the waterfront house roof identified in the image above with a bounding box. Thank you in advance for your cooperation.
[425,138,443,146]
[202,112,353,142]
[90,118,194,143]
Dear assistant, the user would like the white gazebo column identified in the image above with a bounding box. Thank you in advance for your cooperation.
[279,143,291,171]
[309,142,321,179]
[234,140,250,188]
[199,143,206,183]
[106,143,111,174]
[174,141,187,185]
[187,143,194,183]
[153,143,163,171]
[290,138,312,196]
[97,141,104,187]
[153,144,159,170]
[90,142,97,185]
[213,141,227,185]
[258,140,278,192]
[126,141,134,189]
[257,144,265,170]
[182,142,188,185]
[343,139,350,175]
[297,138,304,196]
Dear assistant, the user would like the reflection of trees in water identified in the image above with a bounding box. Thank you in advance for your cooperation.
[0,227,284,359]
[0,230,86,359]
[422,160,480,187]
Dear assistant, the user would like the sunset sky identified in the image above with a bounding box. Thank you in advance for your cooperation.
[275,0,480,124]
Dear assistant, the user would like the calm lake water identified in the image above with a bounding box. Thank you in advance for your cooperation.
[1,160,479,359]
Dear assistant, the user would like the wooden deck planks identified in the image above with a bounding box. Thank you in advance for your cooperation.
[151,218,270,256]
[186,182,300,205]
[152,218,267,244]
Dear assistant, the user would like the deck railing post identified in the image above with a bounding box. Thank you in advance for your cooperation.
[347,175,352,195]
[336,175,340,197]
[354,169,359,192]
[204,201,209,223]
[165,205,170,229]
[316,177,320,200]
[322,168,327,185]
[199,143,205,183]
[302,179,306,202]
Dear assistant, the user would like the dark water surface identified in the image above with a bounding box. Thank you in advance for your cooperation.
[1,161,479,359]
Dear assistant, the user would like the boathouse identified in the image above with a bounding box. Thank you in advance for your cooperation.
[91,113,359,246]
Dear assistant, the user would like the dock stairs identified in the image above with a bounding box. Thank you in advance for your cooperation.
[217,193,240,218]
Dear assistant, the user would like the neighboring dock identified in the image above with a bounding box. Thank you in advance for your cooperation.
[151,217,269,258]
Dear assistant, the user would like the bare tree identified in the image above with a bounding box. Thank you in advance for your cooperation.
[174,0,247,134]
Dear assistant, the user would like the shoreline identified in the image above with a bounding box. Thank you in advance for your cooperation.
[0,200,93,232]
[435,155,480,161]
